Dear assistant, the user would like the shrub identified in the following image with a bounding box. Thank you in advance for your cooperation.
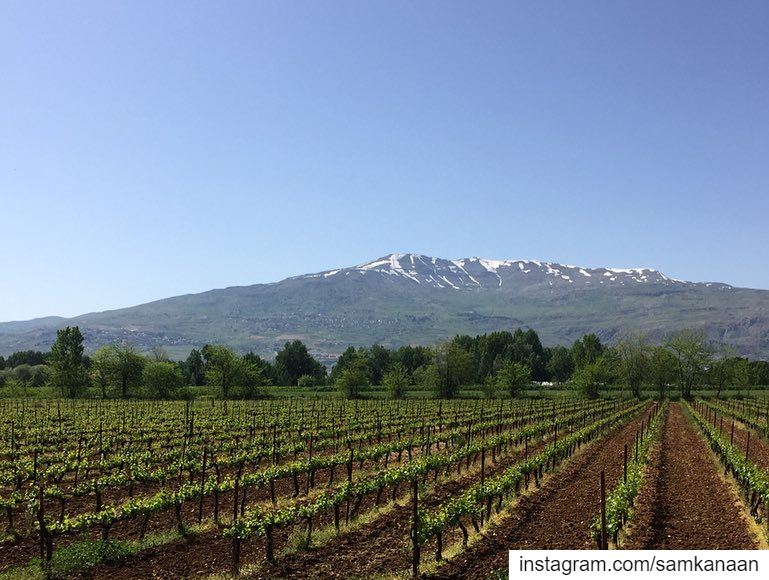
[297,374,318,388]
[382,363,408,399]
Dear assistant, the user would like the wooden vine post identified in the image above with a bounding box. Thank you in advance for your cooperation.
[746,431,751,461]
[411,478,420,577]
[599,470,608,550]
[623,444,628,484]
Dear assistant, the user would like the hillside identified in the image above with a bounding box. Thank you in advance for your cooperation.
[2,253,768,362]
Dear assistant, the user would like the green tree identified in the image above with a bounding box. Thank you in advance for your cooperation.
[49,326,87,398]
[572,358,609,398]
[382,363,409,399]
[546,345,574,383]
[183,349,206,386]
[572,333,604,370]
[733,357,751,391]
[495,360,531,398]
[481,374,496,398]
[368,344,391,385]
[392,345,433,376]
[434,342,474,399]
[203,345,267,399]
[203,345,241,398]
[749,360,769,386]
[28,365,49,387]
[413,364,440,391]
[708,351,737,399]
[616,336,650,398]
[666,330,712,399]
[243,351,274,385]
[90,346,115,398]
[12,364,33,384]
[6,350,47,367]
[335,352,370,399]
[142,360,185,399]
[297,374,317,388]
[330,347,367,384]
[274,340,326,386]
[111,343,145,398]
[648,346,676,400]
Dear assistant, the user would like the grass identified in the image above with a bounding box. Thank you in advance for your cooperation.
[0,528,198,580]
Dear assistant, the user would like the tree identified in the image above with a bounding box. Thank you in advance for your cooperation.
[616,336,650,398]
[708,353,737,399]
[111,343,145,398]
[546,345,574,383]
[142,360,185,399]
[382,363,409,399]
[572,333,604,369]
[297,374,318,388]
[182,349,206,386]
[434,341,474,399]
[28,365,49,387]
[90,346,116,398]
[495,360,531,398]
[666,330,712,399]
[335,351,370,399]
[203,345,241,398]
[481,375,496,398]
[749,360,769,386]
[572,358,609,398]
[368,344,391,385]
[647,346,676,400]
[49,326,87,398]
[203,345,267,398]
[5,350,48,368]
[413,364,440,391]
[274,340,326,386]
[12,364,33,384]
[331,347,367,384]
[392,345,433,376]
[733,357,751,391]
[243,352,274,385]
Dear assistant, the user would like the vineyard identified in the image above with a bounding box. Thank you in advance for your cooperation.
[1,396,768,579]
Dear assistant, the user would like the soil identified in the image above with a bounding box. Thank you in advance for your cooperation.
[431,406,653,579]
[6,402,764,580]
[625,403,759,549]
[255,435,553,579]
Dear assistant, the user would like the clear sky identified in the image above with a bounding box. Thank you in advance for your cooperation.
[1,0,768,322]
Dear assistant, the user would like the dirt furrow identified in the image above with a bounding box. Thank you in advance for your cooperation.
[255,436,553,579]
[626,403,759,550]
[431,406,652,579]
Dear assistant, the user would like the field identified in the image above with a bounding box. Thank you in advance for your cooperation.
[1,397,768,579]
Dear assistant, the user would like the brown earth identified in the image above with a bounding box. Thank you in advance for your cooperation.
[255,434,555,579]
[625,403,759,549]
[431,406,653,579]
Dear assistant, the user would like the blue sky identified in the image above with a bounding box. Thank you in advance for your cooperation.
[1,0,768,321]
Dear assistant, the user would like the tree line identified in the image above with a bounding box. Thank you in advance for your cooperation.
[1,326,768,399]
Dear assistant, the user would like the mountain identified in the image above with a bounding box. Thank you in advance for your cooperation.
[2,253,769,363]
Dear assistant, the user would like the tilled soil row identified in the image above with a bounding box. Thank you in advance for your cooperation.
[254,434,559,579]
[0,446,446,572]
[626,403,759,549]
[715,413,769,474]
[431,405,653,579]
[71,431,556,580]
[45,424,559,579]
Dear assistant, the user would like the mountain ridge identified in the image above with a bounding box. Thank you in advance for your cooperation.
[1,253,767,362]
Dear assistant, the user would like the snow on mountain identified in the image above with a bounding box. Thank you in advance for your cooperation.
[300,253,698,290]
